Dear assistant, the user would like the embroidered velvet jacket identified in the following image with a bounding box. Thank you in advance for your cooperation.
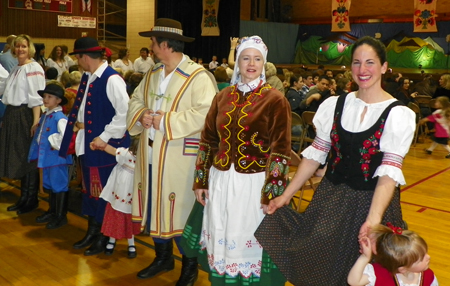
[193,83,291,204]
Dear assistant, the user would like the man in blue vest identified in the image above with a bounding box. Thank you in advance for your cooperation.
[59,37,130,256]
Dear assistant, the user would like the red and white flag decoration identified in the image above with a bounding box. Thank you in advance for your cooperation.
[201,0,220,36]
[82,0,92,13]
[331,0,351,32]
[414,0,437,32]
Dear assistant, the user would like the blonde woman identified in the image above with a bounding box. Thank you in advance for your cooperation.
[0,34,45,214]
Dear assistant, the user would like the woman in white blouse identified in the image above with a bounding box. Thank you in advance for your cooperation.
[46,45,69,81]
[255,36,416,286]
[0,34,45,215]
[113,48,134,73]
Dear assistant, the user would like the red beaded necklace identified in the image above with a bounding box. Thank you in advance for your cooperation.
[232,80,263,108]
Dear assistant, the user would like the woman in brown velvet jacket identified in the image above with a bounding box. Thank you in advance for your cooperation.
[182,36,291,285]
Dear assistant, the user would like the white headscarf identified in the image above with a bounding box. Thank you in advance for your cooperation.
[230,35,268,86]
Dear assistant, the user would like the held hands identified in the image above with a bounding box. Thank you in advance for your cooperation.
[152,110,165,130]
[195,189,209,206]
[266,194,290,215]
[90,137,107,151]
[30,123,39,137]
[139,109,154,129]
[139,109,165,130]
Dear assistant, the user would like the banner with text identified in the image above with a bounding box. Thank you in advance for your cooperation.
[9,0,72,13]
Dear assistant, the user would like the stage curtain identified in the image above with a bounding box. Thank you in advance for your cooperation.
[240,20,299,64]
[157,0,239,65]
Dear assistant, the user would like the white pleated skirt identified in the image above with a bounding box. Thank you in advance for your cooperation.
[200,164,265,278]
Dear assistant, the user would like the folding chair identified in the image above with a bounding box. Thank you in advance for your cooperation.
[291,112,303,153]
[288,150,322,212]
[298,111,316,154]
[407,102,428,146]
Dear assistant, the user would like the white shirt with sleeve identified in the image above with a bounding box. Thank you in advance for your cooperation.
[134,56,155,74]
[0,62,44,108]
[46,58,69,81]
[113,59,134,73]
[75,61,129,156]
[301,92,415,186]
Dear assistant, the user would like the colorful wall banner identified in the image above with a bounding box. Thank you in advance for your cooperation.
[331,0,351,32]
[201,0,220,36]
[8,0,72,13]
[81,0,92,13]
[414,0,437,32]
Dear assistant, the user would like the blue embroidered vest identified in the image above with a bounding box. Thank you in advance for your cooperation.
[325,94,402,190]
[59,66,129,167]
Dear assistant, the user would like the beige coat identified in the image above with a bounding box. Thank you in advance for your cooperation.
[127,57,217,238]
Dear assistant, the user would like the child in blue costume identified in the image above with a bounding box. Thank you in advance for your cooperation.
[30,81,73,229]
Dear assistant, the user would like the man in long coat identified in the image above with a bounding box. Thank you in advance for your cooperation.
[127,18,217,285]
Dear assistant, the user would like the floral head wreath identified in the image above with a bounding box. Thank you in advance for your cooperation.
[386,222,403,235]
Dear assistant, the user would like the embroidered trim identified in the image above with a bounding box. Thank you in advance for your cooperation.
[195,142,211,186]
[381,153,403,169]
[358,118,384,181]
[152,26,183,35]
[311,136,331,153]
[262,154,290,200]
[330,112,343,173]
[148,91,172,101]
[183,138,200,156]
[235,86,271,170]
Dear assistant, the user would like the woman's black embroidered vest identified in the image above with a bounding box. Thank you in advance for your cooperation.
[325,94,402,190]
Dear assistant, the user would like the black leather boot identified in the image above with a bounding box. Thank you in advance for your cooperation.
[16,170,39,215]
[137,240,175,279]
[73,216,100,249]
[46,192,69,229]
[36,191,56,223]
[6,185,27,212]
[175,255,198,286]
[84,233,109,256]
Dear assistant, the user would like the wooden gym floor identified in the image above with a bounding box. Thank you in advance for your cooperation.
[0,140,449,286]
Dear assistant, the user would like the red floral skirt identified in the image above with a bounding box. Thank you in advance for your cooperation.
[101,203,141,239]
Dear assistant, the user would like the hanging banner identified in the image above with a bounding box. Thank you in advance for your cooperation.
[201,0,220,36]
[414,0,437,32]
[331,0,351,32]
[81,0,92,13]
[8,0,72,14]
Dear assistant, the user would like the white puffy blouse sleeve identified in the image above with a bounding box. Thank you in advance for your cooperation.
[363,264,376,286]
[374,105,415,185]
[301,96,338,164]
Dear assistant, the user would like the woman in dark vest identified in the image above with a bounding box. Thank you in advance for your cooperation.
[255,36,416,285]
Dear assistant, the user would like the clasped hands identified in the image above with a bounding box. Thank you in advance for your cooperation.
[140,109,165,130]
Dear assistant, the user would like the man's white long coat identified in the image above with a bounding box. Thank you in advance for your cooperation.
[127,58,217,238]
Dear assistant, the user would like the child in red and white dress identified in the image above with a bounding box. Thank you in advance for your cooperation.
[348,223,438,286]
[92,136,141,258]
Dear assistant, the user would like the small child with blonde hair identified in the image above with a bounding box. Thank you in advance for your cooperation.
[421,96,450,158]
[348,223,438,286]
